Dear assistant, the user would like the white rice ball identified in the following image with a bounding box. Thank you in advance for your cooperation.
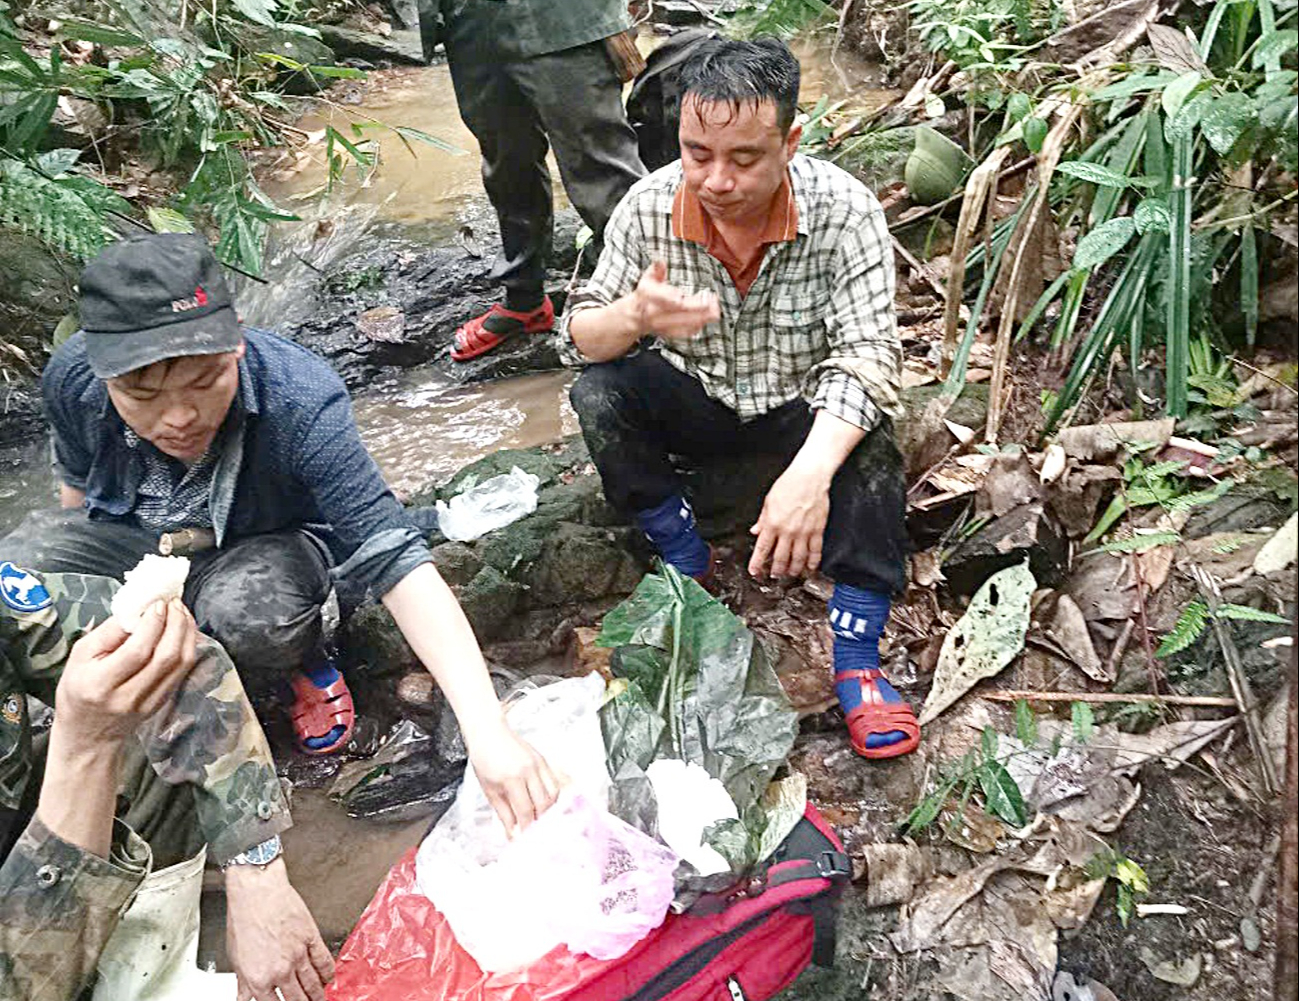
[111,554,192,632]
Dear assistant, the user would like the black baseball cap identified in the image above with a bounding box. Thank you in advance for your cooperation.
[79,232,243,379]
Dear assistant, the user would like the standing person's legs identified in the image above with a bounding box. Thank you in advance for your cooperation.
[515,41,646,242]
[446,42,558,358]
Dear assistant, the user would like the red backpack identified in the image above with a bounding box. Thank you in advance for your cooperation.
[327,802,853,1001]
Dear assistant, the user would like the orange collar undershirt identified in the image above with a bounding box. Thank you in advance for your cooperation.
[671,173,799,298]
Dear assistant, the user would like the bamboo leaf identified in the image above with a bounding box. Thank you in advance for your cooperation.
[979,760,1028,827]
[56,18,145,46]
[1216,603,1289,624]
[393,125,467,156]
[1074,215,1136,271]
[1157,600,1208,656]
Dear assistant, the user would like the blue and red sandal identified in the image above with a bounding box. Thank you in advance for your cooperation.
[288,663,356,756]
[834,667,920,760]
[450,296,555,362]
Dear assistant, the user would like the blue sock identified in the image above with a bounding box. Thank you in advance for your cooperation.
[829,584,906,750]
[636,494,711,578]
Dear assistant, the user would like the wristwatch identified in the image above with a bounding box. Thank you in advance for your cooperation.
[221,835,283,870]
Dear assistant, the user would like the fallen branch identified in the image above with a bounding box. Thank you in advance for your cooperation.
[1192,565,1279,796]
[1277,619,1298,1001]
[982,690,1239,707]
[892,235,948,301]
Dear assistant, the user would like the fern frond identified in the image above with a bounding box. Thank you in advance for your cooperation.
[0,162,126,259]
[1216,603,1289,625]
[726,0,836,40]
[1157,600,1209,657]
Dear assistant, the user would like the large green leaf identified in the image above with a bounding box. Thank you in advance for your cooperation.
[1200,92,1257,154]
[1134,197,1171,234]
[1161,72,1203,117]
[1253,29,1298,69]
[1073,215,1136,271]
[231,0,279,27]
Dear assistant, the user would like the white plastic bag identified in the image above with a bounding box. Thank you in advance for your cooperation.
[415,674,678,972]
[435,466,540,542]
[646,759,738,877]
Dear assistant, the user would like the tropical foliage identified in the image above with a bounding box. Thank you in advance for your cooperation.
[0,0,436,276]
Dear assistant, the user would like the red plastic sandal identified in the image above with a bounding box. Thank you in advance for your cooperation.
[288,668,356,756]
[450,297,555,362]
[836,667,921,760]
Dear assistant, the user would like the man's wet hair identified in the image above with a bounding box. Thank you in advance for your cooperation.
[679,36,801,134]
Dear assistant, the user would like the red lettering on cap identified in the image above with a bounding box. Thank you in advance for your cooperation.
[195,285,208,306]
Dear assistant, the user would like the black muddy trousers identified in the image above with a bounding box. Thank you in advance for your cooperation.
[0,509,332,697]
[442,33,646,304]
[570,351,910,596]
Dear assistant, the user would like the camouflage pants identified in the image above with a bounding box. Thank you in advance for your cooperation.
[1,509,333,695]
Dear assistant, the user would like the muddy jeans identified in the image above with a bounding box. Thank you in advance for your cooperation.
[570,350,910,596]
[0,509,332,696]
[443,34,645,302]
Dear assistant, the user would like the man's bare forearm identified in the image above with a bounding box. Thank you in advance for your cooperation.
[35,725,122,859]
[787,409,866,487]
[568,295,645,363]
[381,562,508,746]
[59,483,86,509]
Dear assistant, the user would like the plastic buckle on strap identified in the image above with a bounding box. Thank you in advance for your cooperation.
[816,850,853,881]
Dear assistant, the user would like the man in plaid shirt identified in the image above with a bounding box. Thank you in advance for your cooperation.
[560,37,918,759]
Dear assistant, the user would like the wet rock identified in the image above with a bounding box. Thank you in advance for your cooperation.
[228,26,338,93]
[943,502,1067,596]
[523,522,644,607]
[317,24,424,66]
[344,602,417,675]
[0,229,78,368]
[429,540,483,585]
[277,218,582,389]
[895,383,991,475]
[1183,489,1293,538]
[457,564,525,643]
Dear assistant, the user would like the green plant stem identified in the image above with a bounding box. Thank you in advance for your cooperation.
[1166,136,1193,418]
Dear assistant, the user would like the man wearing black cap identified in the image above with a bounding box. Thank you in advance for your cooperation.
[2,232,560,994]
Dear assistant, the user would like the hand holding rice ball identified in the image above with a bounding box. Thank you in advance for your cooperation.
[111,554,192,632]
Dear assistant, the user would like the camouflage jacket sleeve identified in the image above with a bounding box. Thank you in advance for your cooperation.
[0,816,149,1001]
[0,569,291,865]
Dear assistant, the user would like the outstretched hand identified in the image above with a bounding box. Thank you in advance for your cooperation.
[226,860,334,1001]
[468,720,562,838]
[632,260,721,340]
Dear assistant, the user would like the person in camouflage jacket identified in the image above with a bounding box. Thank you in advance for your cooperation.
[0,566,310,1001]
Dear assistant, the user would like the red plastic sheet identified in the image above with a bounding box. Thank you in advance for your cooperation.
[326,849,609,1001]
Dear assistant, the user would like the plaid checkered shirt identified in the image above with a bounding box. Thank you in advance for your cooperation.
[558,153,901,431]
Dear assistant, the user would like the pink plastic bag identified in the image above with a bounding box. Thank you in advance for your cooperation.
[417,788,678,972]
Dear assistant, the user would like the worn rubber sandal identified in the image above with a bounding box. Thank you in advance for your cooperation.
[450,297,555,362]
[288,666,356,756]
[836,667,920,760]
